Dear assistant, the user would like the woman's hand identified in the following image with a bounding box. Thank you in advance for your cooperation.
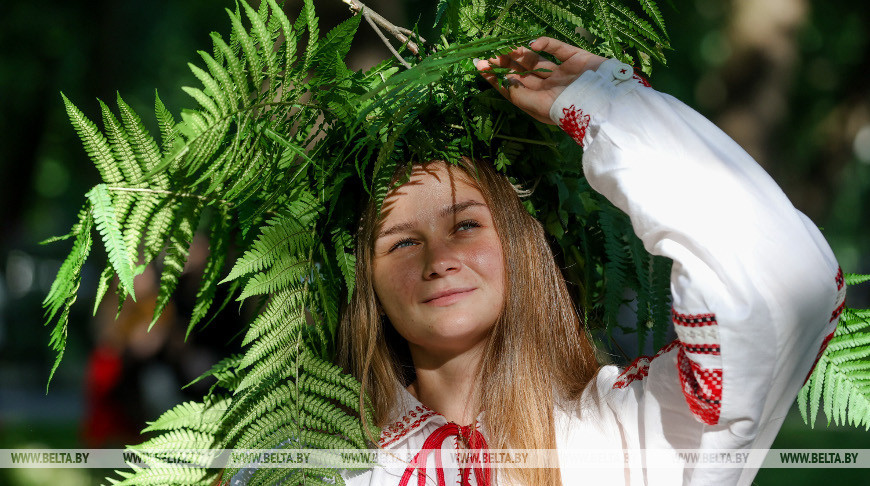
[475,37,607,125]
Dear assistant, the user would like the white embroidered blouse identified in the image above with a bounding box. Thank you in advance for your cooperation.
[229,60,844,486]
[338,60,845,486]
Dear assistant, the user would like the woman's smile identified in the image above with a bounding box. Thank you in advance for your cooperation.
[422,287,477,306]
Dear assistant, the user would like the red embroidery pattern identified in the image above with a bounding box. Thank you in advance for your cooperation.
[612,340,680,388]
[677,347,723,425]
[379,405,439,448]
[804,267,846,384]
[672,312,717,327]
[803,329,836,385]
[681,344,721,355]
[831,267,846,323]
[558,105,591,148]
[632,73,651,87]
[672,310,722,425]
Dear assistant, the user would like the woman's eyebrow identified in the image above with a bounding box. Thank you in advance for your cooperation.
[377,200,487,239]
[439,199,486,218]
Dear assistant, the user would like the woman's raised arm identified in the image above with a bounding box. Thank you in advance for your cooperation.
[477,39,844,485]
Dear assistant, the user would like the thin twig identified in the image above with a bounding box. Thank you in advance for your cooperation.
[363,12,412,69]
[343,0,426,55]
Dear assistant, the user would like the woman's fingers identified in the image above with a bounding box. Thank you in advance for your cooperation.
[474,59,514,100]
[509,47,558,78]
[529,36,585,62]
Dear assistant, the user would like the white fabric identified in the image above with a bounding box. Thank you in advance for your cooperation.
[232,62,843,486]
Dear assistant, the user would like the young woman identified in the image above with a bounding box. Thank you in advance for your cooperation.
[232,37,844,486]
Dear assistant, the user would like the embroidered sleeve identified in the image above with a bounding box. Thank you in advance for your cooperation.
[550,61,842,456]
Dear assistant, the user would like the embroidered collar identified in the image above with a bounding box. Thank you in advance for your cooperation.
[378,383,487,449]
[378,385,445,449]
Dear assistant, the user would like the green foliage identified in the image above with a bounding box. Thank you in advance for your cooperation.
[42,0,765,484]
[799,275,870,430]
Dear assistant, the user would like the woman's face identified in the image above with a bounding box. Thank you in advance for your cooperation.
[372,163,505,356]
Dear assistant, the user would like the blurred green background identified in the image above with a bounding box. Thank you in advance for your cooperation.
[0,0,867,484]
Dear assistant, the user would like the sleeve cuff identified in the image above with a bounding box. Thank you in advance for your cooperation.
[548,59,645,144]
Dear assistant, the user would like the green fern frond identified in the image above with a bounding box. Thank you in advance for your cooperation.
[151,199,203,328]
[223,213,316,283]
[331,229,356,302]
[117,94,165,184]
[590,0,622,60]
[142,396,230,434]
[239,303,305,369]
[637,0,668,38]
[154,91,177,157]
[62,93,123,184]
[298,0,319,71]
[100,100,143,184]
[87,184,136,299]
[237,253,313,301]
[846,273,870,286]
[105,465,211,486]
[92,265,115,315]
[188,208,231,338]
[799,276,870,430]
[43,209,93,388]
[241,287,307,346]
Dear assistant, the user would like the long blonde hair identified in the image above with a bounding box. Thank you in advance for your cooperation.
[338,158,600,485]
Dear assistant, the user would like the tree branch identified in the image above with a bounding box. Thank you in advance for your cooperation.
[342,0,426,57]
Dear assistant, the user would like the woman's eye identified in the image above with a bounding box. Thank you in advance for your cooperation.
[389,239,416,252]
[456,220,481,232]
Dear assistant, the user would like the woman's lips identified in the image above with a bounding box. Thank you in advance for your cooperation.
[422,288,476,306]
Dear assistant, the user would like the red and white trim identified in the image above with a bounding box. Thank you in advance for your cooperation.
[379,405,439,448]
[672,310,722,425]
[803,267,846,384]
[612,340,680,389]
[558,104,591,148]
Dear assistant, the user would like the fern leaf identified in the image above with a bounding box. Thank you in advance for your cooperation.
[637,0,668,38]
[211,32,250,110]
[188,63,229,115]
[100,100,143,184]
[62,93,123,184]
[122,192,161,264]
[143,197,180,264]
[154,91,177,157]
[845,273,870,286]
[800,300,870,429]
[591,0,622,60]
[227,8,263,90]
[242,286,307,346]
[87,184,136,300]
[236,337,301,391]
[152,200,203,328]
[332,228,356,303]
[142,396,229,434]
[43,211,93,389]
[268,0,296,79]
[93,265,115,316]
[196,50,238,112]
[242,0,277,97]
[186,353,244,395]
[223,213,315,283]
[299,0,319,71]
[188,208,231,338]
[239,305,305,370]
[117,94,166,186]
[105,465,211,486]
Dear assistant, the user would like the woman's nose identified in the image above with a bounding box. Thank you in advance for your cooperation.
[422,241,461,279]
